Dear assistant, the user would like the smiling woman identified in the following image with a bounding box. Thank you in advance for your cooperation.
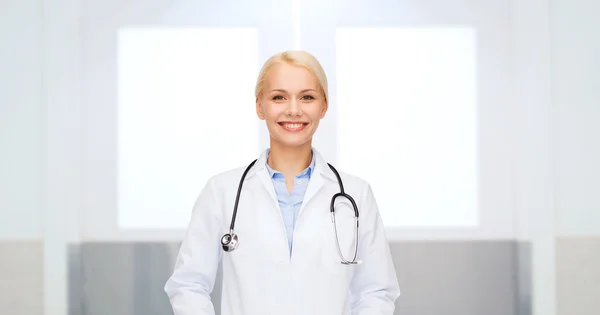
[164,50,400,315]
[254,51,329,189]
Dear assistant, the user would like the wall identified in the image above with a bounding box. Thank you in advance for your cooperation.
[39,1,84,315]
[551,1,600,314]
[0,1,44,240]
[512,1,556,314]
[0,1,44,314]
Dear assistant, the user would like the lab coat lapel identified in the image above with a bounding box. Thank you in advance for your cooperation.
[246,149,289,253]
[300,149,337,215]
[246,150,279,208]
[300,175,323,218]
[257,168,279,208]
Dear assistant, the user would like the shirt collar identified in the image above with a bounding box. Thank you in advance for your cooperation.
[265,149,316,179]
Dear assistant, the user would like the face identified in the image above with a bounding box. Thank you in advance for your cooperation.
[256,62,328,149]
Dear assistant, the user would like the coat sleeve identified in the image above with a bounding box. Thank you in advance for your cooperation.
[349,183,401,315]
[165,178,223,315]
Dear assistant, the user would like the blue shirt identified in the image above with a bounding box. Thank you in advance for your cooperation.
[265,149,316,255]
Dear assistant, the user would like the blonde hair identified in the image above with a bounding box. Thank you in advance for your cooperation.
[254,50,328,102]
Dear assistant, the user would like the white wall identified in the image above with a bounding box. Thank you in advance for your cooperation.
[38,1,84,315]
[0,2,76,315]
[552,0,600,237]
[0,0,44,240]
[512,1,556,315]
[8,2,596,243]
[552,4,600,314]
[78,0,519,242]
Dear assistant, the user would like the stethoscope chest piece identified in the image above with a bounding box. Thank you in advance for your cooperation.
[221,232,239,252]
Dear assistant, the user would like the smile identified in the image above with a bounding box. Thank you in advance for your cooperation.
[278,122,308,132]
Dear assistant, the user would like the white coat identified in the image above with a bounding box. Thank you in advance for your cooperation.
[165,148,400,315]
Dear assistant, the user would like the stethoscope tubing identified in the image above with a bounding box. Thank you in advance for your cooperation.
[222,159,361,265]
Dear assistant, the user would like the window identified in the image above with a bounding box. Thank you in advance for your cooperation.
[117,27,260,229]
[336,27,479,227]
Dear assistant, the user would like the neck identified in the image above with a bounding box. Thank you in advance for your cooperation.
[267,141,313,176]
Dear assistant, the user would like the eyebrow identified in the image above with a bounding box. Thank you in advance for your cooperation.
[270,89,317,93]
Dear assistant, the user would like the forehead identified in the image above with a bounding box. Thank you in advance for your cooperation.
[264,63,319,90]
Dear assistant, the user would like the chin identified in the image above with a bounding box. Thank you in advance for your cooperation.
[272,136,312,149]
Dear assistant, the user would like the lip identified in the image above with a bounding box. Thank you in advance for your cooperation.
[278,121,308,132]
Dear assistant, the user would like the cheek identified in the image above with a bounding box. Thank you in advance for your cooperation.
[307,103,326,119]
[263,104,282,122]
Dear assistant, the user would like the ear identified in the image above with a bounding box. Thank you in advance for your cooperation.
[256,97,265,120]
[320,100,328,118]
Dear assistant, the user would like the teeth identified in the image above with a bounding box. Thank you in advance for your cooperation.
[283,123,303,129]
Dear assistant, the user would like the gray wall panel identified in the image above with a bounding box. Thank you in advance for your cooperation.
[556,238,600,315]
[516,242,532,315]
[69,240,530,315]
[390,241,521,315]
[0,241,43,315]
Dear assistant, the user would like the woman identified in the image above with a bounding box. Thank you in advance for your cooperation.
[165,50,400,315]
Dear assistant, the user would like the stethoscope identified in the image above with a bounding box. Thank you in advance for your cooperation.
[220,159,362,265]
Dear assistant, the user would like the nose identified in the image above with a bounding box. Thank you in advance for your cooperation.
[286,99,302,116]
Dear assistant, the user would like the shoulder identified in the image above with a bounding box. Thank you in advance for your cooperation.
[336,169,369,187]
[328,169,383,223]
[314,149,372,196]
[327,166,375,200]
[204,163,253,190]
[191,163,254,212]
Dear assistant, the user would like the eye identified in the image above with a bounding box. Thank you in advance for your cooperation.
[302,95,315,100]
[272,95,285,100]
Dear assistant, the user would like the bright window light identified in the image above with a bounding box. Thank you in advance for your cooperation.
[117,27,260,229]
[336,27,478,227]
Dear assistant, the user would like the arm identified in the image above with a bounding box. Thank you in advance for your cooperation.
[349,184,401,315]
[165,178,222,315]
